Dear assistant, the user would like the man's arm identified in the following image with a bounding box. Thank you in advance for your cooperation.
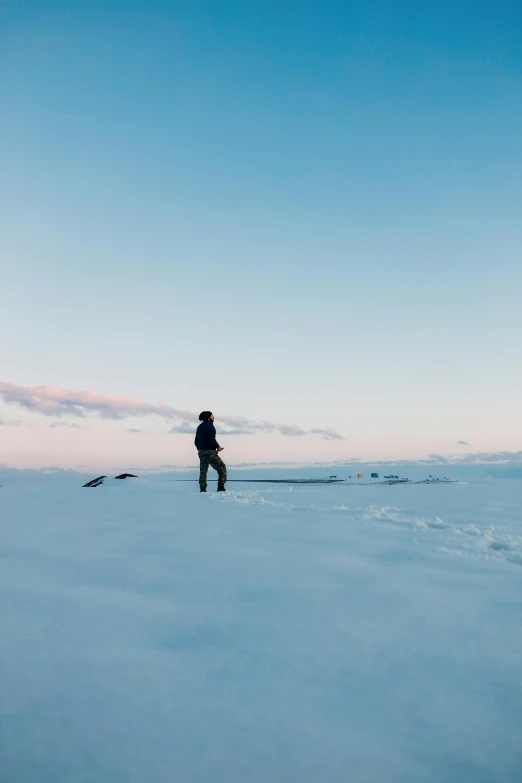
[208,422,220,450]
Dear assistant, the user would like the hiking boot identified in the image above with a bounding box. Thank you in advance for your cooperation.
[200,488,206,493]
[217,486,226,492]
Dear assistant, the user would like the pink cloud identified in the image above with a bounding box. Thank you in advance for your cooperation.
[0,382,193,420]
[0,381,344,440]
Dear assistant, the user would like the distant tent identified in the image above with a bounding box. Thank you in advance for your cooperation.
[357,473,363,478]
[371,472,379,478]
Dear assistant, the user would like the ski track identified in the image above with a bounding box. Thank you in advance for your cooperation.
[212,489,522,567]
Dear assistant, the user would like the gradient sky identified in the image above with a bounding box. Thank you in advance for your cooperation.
[1,0,521,469]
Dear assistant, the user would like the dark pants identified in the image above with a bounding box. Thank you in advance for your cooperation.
[198,449,227,490]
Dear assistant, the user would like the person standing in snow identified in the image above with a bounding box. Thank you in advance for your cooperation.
[195,411,227,493]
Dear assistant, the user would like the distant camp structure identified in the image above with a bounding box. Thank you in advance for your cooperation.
[371,472,379,478]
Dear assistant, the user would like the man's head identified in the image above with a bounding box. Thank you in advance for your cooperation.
[199,411,214,422]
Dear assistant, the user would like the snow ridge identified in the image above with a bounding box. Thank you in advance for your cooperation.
[210,489,522,566]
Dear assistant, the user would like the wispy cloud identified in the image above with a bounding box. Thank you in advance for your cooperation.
[49,422,87,429]
[430,451,522,464]
[0,381,193,421]
[126,428,143,433]
[310,428,342,440]
[168,422,198,435]
[0,381,344,440]
[0,417,22,426]
[103,450,522,473]
[455,440,471,446]
[231,451,522,468]
[455,450,522,464]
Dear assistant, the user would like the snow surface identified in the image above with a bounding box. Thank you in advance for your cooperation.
[1,476,521,782]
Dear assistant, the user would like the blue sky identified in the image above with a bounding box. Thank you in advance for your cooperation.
[1,0,521,468]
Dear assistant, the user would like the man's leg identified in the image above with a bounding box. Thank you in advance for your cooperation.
[208,451,227,490]
[199,450,212,491]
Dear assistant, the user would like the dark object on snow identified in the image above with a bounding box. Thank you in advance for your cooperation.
[200,488,206,492]
[178,478,344,485]
[217,486,226,492]
[224,479,343,484]
[83,476,107,487]
[82,473,138,487]
[371,472,379,478]
[417,477,456,484]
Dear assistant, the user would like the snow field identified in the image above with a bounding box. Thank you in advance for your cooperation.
[1,478,521,782]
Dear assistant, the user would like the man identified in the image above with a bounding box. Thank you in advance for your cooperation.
[195,411,227,493]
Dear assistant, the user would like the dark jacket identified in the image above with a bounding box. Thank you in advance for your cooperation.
[195,420,220,451]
